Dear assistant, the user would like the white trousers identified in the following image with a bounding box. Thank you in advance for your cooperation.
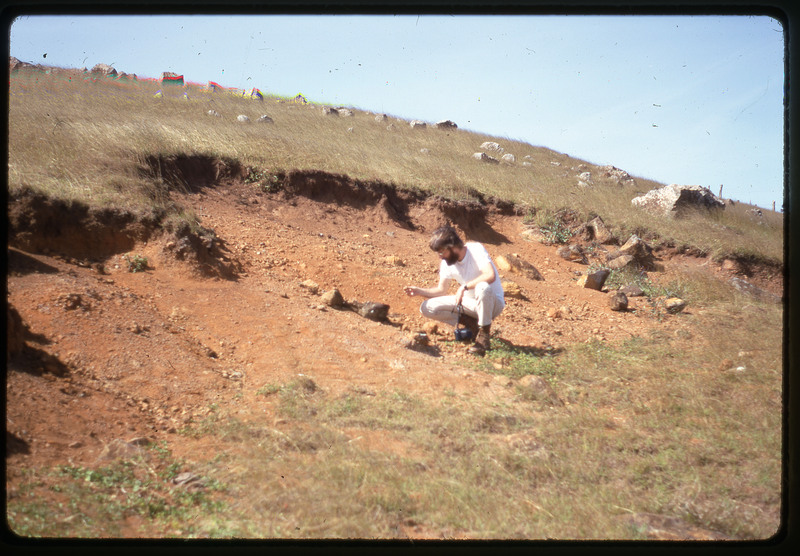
[420,282,505,328]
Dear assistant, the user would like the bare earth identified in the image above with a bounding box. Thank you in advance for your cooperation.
[6,173,782,538]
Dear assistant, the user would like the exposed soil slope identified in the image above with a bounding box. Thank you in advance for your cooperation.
[5,162,782,537]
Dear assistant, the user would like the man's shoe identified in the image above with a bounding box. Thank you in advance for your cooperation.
[468,325,491,356]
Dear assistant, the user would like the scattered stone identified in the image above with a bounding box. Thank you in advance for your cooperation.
[520,227,551,245]
[375,114,388,122]
[502,280,524,299]
[256,114,274,123]
[384,255,405,267]
[586,216,614,244]
[207,110,221,117]
[607,234,655,269]
[90,63,117,76]
[323,106,339,116]
[421,321,439,336]
[546,307,563,319]
[577,269,611,291]
[480,141,502,152]
[58,293,87,311]
[577,171,593,186]
[350,301,390,322]
[606,254,635,271]
[501,153,516,164]
[434,119,458,129]
[410,120,427,129]
[69,441,83,449]
[494,375,514,387]
[619,284,645,297]
[172,472,202,488]
[299,279,320,294]
[236,115,250,123]
[320,289,345,308]
[419,148,430,155]
[664,298,687,314]
[631,184,725,217]
[600,165,636,185]
[472,152,499,164]
[495,254,544,281]
[556,244,587,264]
[609,291,628,312]
[338,108,354,117]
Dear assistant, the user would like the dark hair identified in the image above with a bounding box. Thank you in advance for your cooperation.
[429,226,463,252]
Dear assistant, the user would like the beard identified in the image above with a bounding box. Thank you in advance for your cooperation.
[444,250,460,266]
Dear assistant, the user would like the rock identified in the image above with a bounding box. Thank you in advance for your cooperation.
[606,254,635,270]
[609,291,628,311]
[237,115,250,123]
[577,269,611,291]
[410,120,427,129]
[384,255,405,267]
[546,307,563,319]
[556,244,587,264]
[434,119,458,129]
[480,141,502,152]
[631,184,725,217]
[495,254,544,281]
[90,63,117,76]
[619,284,645,297]
[299,280,320,294]
[375,114,388,122]
[323,106,339,116]
[501,153,516,164]
[586,216,614,244]
[721,259,739,272]
[472,152,499,164]
[607,234,655,269]
[207,110,221,117]
[256,115,274,123]
[352,301,390,322]
[320,289,344,308]
[502,280,524,299]
[419,148,430,155]
[664,298,687,314]
[577,171,593,186]
[729,277,781,303]
[421,321,439,336]
[520,227,551,245]
[600,165,635,185]
[338,108,354,117]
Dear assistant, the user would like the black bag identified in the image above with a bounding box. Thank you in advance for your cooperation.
[454,304,473,341]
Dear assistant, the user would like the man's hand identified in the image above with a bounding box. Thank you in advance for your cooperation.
[455,284,467,305]
[404,286,420,297]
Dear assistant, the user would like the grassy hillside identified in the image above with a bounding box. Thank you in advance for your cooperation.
[8,64,783,264]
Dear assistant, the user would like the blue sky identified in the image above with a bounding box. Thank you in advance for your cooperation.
[9,14,786,209]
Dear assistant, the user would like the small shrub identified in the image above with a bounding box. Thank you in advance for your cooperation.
[123,253,148,273]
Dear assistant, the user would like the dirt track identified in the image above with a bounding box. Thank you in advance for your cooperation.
[6,169,782,517]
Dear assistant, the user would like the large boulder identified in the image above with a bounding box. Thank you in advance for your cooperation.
[495,254,544,281]
[631,184,725,217]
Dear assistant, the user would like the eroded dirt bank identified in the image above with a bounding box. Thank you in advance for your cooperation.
[6,159,782,538]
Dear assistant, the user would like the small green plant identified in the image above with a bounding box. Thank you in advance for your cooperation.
[123,253,148,273]
[245,167,281,193]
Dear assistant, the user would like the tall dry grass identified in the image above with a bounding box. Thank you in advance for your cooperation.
[8,67,783,263]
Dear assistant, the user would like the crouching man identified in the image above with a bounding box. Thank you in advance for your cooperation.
[404,226,505,356]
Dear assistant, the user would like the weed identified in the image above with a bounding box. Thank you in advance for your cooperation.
[123,253,148,273]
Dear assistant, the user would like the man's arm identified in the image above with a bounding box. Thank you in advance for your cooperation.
[404,276,452,299]
[455,263,496,304]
